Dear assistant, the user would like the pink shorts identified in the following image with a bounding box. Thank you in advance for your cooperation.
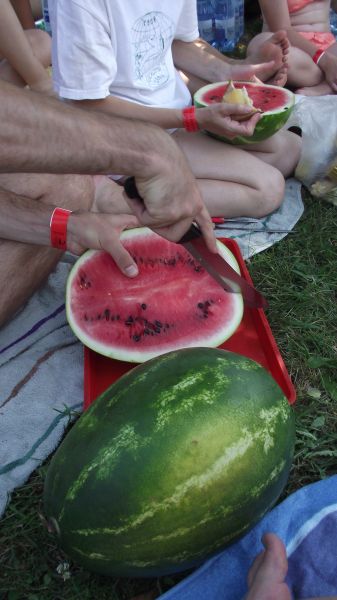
[298,31,336,51]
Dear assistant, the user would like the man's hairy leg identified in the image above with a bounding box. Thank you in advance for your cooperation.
[0,172,95,328]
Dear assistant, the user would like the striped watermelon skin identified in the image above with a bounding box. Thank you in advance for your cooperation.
[43,348,295,577]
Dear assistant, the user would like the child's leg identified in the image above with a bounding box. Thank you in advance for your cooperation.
[0,28,51,86]
[248,32,325,90]
[296,41,337,95]
[172,129,300,217]
[179,31,288,96]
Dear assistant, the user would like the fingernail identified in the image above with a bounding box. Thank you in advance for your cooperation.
[125,264,138,277]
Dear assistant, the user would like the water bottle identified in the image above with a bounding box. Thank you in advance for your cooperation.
[197,0,215,44]
[214,0,235,52]
[330,9,337,37]
[41,0,52,35]
[236,0,245,43]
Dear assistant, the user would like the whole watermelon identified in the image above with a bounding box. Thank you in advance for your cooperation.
[43,348,295,577]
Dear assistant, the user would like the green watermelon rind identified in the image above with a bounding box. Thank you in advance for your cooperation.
[43,348,295,577]
[193,81,295,145]
[66,228,244,363]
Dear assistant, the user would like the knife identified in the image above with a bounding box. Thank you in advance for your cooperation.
[123,177,268,310]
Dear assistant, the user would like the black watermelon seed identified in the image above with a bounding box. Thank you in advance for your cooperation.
[197,302,204,309]
[141,303,147,310]
[155,320,162,328]
[133,335,141,342]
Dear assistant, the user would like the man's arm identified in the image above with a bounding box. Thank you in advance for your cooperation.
[0,81,216,250]
[0,187,141,276]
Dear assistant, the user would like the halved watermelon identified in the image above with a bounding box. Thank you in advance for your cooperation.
[66,228,244,363]
[194,80,295,145]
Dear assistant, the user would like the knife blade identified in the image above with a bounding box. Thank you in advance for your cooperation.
[123,177,268,310]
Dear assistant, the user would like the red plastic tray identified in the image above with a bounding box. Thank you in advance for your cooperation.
[83,238,296,409]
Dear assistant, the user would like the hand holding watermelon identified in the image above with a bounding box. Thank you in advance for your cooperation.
[66,212,141,278]
[195,102,262,140]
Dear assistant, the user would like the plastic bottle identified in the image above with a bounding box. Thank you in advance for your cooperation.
[214,0,235,52]
[330,8,337,37]
[197,0,215,45]
[235,0,245,43]
[41,0,52,35]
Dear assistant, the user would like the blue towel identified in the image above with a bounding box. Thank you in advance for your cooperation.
[161,475,337,600]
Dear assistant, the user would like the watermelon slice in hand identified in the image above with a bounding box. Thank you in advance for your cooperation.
[194,80,295,145]
[66,228,244,363]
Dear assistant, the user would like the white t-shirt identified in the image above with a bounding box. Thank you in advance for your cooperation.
[50,0,199,109]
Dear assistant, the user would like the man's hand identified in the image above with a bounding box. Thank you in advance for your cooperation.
[195,103,261,139]
[67,212,140,277]
[124,147,217,253]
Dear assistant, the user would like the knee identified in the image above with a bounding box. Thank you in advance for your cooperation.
[25,29,51,67]
[254,168,285,217]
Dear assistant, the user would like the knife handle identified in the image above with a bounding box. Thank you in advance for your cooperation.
[124,176,142,201]
[124,177,200,243]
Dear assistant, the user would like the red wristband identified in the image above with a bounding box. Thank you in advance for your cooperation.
[312,49,325,65]
[182,106,199,132]
[50,207,72,250]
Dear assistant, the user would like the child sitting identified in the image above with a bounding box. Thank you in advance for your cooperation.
[248,0,337,95]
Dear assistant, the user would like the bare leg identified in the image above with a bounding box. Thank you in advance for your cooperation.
[0,173,124,327]
[172,129,300,216]
[296,43,337,96]
[247,31,337,94]
[245,31,289,87]
[0,28,51,85]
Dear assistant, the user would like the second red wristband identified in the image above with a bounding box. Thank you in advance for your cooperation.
[50,207,72,250]
[182,106,199,132]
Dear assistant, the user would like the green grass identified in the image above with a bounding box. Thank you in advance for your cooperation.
[1,191,337,599]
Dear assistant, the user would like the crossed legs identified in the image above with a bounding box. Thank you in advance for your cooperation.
[247,31,337,95]
[173,128,301,217]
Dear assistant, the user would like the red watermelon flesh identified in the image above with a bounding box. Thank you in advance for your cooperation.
[66,228,243,363]
[201,82,290,112]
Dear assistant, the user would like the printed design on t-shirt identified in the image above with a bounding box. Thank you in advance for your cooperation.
[132,11,174,89]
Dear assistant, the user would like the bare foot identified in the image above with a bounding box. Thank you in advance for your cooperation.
[247,30,289,87]
[92,174,131,214]
[245,533,292,600]
[296,81,334,96]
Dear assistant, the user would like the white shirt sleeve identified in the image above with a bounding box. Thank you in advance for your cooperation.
[51,0,117,100]
[175,0,199,42]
